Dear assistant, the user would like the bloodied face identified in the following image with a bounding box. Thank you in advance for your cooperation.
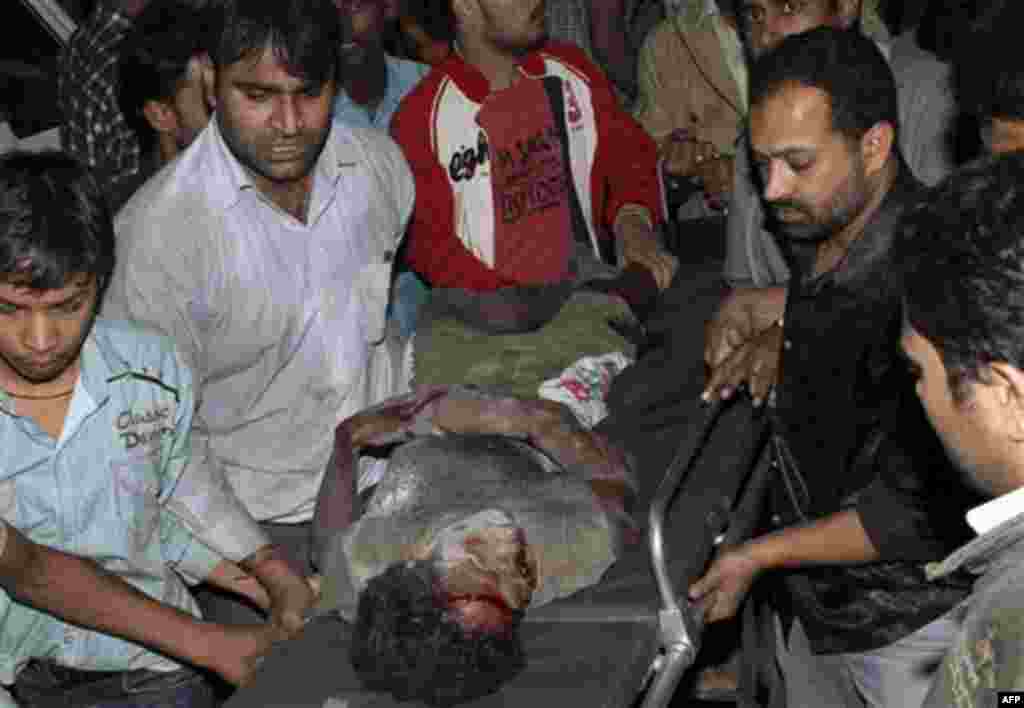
[436,522,538,633]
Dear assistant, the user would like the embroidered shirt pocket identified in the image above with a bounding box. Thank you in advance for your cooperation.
[109,450,163,552]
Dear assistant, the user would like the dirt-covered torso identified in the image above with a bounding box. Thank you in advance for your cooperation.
[318,433,620,620]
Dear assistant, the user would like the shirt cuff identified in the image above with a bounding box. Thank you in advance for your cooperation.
[199,515,272,564]
[173,537,223,585]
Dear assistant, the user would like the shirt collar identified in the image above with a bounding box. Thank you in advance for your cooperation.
[926,483,1024,582]
[795,161,919,292]
[307,121,364,224]
[378,56,427,117]
[0,327,106,418]
[317,121,357,184]
[205,115,360,216]
[207,118,250,210]
[876,37,893,62]
[78,320,140,406]
[442,45,549,103]
[967,486,1024,536]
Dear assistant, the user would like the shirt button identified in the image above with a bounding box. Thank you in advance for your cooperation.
[771,514,783,526]
[783,339,792,350]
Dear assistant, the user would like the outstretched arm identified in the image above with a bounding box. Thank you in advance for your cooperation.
[0,522,275,686]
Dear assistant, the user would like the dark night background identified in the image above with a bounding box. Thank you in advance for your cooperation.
[2,0,95,137]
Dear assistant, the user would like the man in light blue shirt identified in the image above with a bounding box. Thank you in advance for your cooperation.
[334,52,429,132]
[0,151,315,707]
[334,0,429,132]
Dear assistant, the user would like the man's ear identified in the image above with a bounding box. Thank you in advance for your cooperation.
[198,54,217,110]
[451,0,476,30]
[860,121,895,175]
[142,99,178,136]
[834,0,862,28]
[989,362,1024,443]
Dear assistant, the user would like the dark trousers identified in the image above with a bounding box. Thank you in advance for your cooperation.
[12,660,215,708]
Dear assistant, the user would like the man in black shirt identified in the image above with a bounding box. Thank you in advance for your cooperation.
[691,27,974,707]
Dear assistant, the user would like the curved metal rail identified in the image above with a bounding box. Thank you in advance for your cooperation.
[640,393,775,708]
[641,397,729,708]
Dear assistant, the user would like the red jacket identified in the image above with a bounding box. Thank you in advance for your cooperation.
[391,42,662,291]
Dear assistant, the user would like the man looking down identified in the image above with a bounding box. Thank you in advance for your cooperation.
[692,28,974,707]
[0,150,310,707]
[107,0,415,627]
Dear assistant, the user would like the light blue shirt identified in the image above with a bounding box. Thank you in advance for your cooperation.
[333,55,429,132]
[0,319,230,682]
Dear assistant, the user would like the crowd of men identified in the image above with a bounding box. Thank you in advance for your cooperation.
[1,0,1023,707]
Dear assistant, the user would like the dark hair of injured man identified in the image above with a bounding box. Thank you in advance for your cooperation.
[350,559,526,706]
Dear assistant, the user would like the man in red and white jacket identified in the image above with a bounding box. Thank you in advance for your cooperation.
[390,0,678,294]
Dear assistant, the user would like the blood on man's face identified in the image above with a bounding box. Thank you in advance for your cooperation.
[438,526,536,632]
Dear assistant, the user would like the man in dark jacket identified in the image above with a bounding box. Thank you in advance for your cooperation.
[691,28,975,707]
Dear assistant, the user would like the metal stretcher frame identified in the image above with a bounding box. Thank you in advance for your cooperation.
[226,392,773,708]
[640,396,773,707]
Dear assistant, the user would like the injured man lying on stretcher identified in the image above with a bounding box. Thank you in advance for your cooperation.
[310,386,639,706]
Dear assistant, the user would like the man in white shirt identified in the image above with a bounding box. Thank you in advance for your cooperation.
[898,152,1024,708]
[107,0,415,625]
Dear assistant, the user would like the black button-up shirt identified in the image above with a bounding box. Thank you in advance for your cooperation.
[768,164,975,654]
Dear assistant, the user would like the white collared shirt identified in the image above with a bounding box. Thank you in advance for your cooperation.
[966,485,1024,536]
[109,117,415,523]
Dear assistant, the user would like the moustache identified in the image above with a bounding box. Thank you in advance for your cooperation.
[769,201,811,217]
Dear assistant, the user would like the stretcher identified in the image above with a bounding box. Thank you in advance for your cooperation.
[226,387,772,708]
